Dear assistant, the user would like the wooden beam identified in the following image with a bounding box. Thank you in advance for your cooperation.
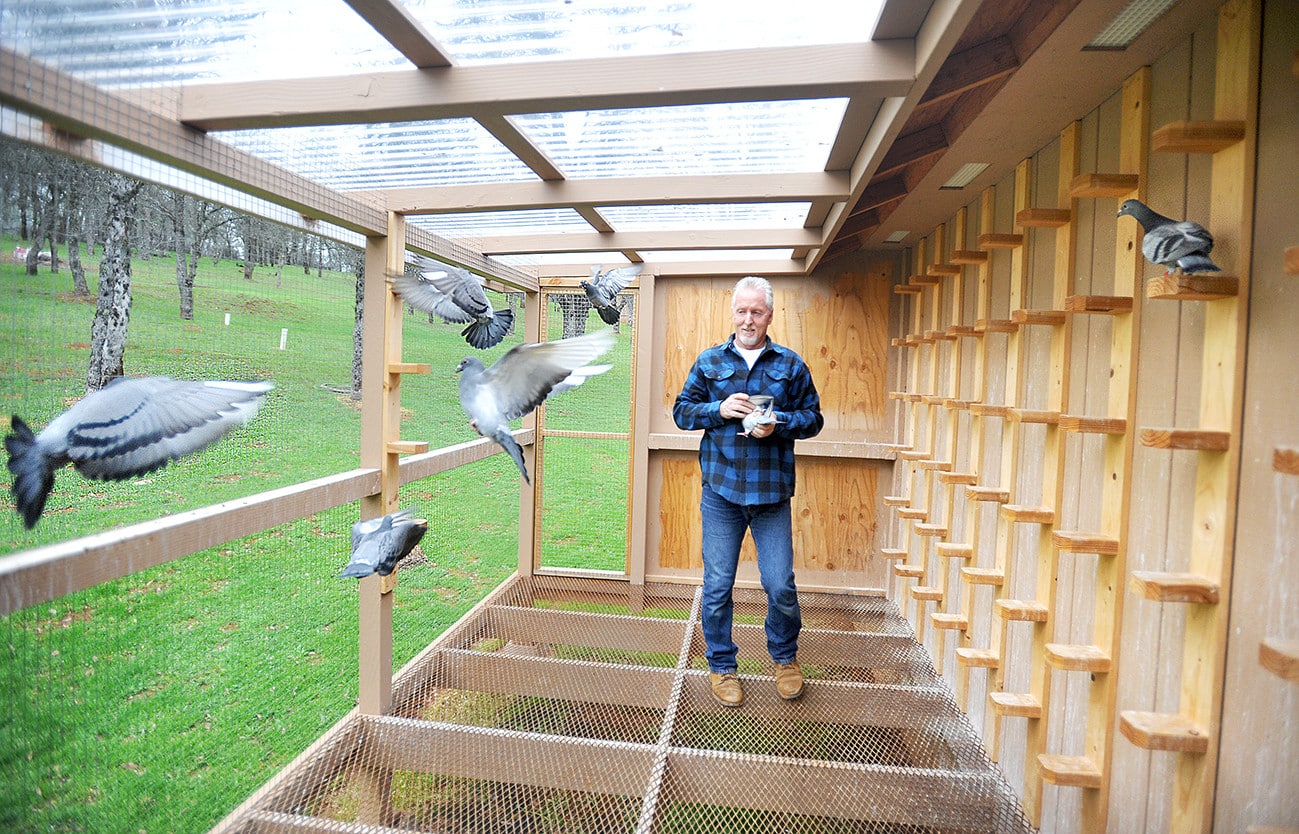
[341,0,453,68]
[475,227,824,255]
[178,42,916,131]
[874,124,949,177]
[918,36,1019,107]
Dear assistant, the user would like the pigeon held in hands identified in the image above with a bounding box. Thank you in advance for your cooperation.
[339,508,428,578]
[739,394,781,437]
[391,257,514,349]
[580,264,642,325]
[456,327,617,484]
[1117,199,1220,274]
[5,376,273,529]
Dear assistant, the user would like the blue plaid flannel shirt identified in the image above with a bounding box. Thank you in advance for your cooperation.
[672,335,824,506]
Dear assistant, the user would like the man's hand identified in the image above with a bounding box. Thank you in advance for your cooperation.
[719,393,755,420]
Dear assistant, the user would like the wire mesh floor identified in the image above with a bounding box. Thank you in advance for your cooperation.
[217,575,1036,833]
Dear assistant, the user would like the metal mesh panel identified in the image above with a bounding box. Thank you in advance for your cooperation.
[217,576,1036,833]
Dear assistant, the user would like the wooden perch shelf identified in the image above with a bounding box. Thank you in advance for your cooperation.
[883,495,912,506]
[996,599,1049,622]
[936,543,974,560]
[910,274,942,285]
[969,403,1011,418]
[1045,643,1111,673]
[1259,638,1299,682]
[937,471,978,485]
[1060,414,1128,434]
[1286,246,1299,275]
[923,330,957,341]
[910,586,943,602]
[949,249,989,264]
[1130,571,1220,604]
[879,548,907,561]
[1140,428,1231,451]
[990,692,1042,718]
[898,450,931,461]
[1038,754,1102,789]
[975,318,1018,333]
[944,399,974,410]
[1012,309,1067,326]
[1053,530,1120,555]
[1000,504,1055,524]
[1147,273,1239,300]
[956,648,1000,668]
[387,362,431,375]
[1008,408,1061,425]
[1119,711,1210,753]
[1070,172,1140,198]
[897,507,929,520]
[387,440,430,455]
[978,232,1024,249]
[1152,120,1246,153]
[966,486,1011,503]
[932,612,969,630]
[961,567,1004,586]
[893,284,923,295]
[894,564,924,578]
[914,523,949,537]
[946,325,978,337]
[927,264,962,277]
[917,459,954,472]
[1016,208,1071,228]
[1065,295,1134,314]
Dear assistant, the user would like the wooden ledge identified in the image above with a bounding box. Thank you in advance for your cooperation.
[961,567,1004,586]
[1259,638,1299,682]
[1065,294,1133,314]
[898,450,932,461]
[910,273,942,286]
[1000,505,1055,524]
[1038,754,1102,788]
[1070,172,1139,198]
[1119,710,1209,753]
[1152,119,1245,153]
[923,330,957,342]
[1130,571,1219,604]
[387,361,431,375]
[949,249,989,264]
[1147,273,1239,300]
[936,543,973,560]
[893,564,924,578]
[947,325,978,338]
[387,440,430,455]
[1045,643,1110,672]
[932,612,968,630]
[914,523,949,537]
[882,495,912,507]
[1060,414,1127,435]
[969,403,1011,418]
[1008,408,1060,425]
[974,318,1018,333]
[944,399,974,410]
[996,600,1049,622]
[966,486,1011,503]
[989,692,1041,718]
[1011,309,1067,326]
[938,471,978,485]
[920,394,948,405]
[893,284,923,295]
[896,507,929,520]
[910,586,943,602]
[955,648,999,668]
[879,548,908,561]
[927,264,962,277]
[1053,530,1119,555]
[917,459,954,472]
[1016,208,1071,228]
[1140,428,1231,451]
[978,232,1024,249]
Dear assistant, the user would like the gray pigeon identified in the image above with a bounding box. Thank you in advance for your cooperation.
[339,508,428,578]
[391,257,514,349]
[1117,199,1220,274]
[580,264,642,325]
[456,328,617,484]
[5,376,273,528]
[740,394,781,436]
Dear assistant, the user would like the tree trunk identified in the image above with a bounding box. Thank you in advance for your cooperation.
[68,233,89,297]
[553,293,592,339]
[175,248,194,320]
[351,261,365,399]
[87,175,142,391]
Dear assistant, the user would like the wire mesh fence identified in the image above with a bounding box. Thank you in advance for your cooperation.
[217,575,1036,834]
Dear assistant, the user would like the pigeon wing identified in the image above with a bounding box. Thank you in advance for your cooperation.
[479,328,616,421]
[427,265,492,320]
[58,377,272,481]
[594,265,642,297]
[391,272,475,324]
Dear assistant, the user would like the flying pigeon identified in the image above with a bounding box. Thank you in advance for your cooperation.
[456,327,617,484]
[739,394,781,437]
[391,257,514,349]
[338,508,428,578]
[1116,199,1220,274]
[5,376,273,528]
[580,264,642,325]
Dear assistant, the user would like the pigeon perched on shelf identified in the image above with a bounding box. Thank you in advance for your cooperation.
[1116,199,1220,274]
[338,508,428,578]
[391,257,514,349]
[580,264,642,325]
[739,394,781,437]
[456,328,617,484]
[5,376,273,528]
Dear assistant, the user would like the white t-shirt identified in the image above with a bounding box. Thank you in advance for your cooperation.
[735,343,764,369]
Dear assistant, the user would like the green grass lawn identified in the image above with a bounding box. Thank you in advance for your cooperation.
[0,241,632,832]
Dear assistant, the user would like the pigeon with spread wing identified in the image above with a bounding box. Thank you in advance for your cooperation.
[338,508,428,578]
[580,264,642,325]
[391,257,514,349]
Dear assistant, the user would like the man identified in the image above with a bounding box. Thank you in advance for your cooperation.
[672,275,824,707]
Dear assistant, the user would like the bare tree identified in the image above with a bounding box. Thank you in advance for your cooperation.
[87,174,143,391]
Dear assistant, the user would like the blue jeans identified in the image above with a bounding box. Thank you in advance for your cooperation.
[699,483,802,673]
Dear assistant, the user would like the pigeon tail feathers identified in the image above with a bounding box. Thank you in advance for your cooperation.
[5,415,55,529]
[462,308,514,350]
[493,428,530,484]
[1174,254,1221,274]
[595,304,620,325]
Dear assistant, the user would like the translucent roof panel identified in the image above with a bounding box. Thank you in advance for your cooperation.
[409,209,594,238]
[598,204,815,230]
[513,100,848,178]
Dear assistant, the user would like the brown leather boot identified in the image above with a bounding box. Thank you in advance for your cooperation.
[774,661,804,700]
[709,672,745,707]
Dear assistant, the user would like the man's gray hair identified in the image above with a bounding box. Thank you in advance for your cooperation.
[733,275,774,311]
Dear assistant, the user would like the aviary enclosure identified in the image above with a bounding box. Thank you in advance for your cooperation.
[1,1,1296,833]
